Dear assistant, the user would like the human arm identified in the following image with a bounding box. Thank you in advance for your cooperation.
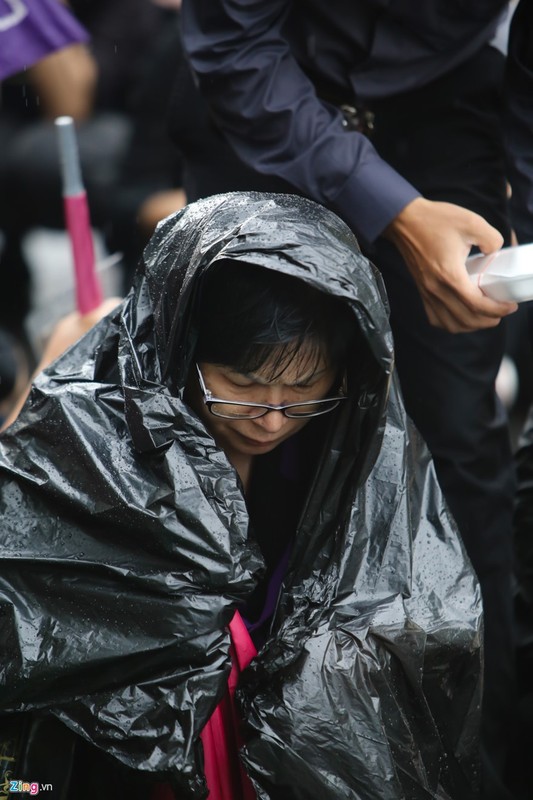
[26,42,97,120]
[0,0,94,105]
[384,198,517,332]
[181,0,419,244]
[137,190,187,236]
[26,41,97,121]
[182,0,517,331]
[19,0,95,119]
[1,298,121,432]
[35,299,122,368]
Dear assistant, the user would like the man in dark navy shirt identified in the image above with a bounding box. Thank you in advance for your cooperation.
[180,3,533,797]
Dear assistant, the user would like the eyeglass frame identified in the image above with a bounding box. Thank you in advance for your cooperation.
[195,363,348,419]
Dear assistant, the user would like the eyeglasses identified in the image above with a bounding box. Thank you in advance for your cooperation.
[195,363,347,419]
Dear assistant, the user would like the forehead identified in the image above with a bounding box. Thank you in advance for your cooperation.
[234,345,331,385]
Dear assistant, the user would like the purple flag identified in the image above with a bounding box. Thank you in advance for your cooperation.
[0,0,89,81]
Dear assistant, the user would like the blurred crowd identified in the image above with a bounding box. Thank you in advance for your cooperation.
[0,0,186,418]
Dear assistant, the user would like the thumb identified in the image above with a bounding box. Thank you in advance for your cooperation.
[472,215,504,255]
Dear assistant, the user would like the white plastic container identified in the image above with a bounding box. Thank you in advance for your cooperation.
[466,243,533,303]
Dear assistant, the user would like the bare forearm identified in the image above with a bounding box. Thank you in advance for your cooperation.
[1,298,121,432]
[28,42,97,121]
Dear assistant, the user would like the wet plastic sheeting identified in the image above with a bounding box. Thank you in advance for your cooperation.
[0,193,482,798]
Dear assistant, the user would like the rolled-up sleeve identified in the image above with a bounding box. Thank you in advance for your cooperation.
[505,0,533,244]
[181,0,419,243]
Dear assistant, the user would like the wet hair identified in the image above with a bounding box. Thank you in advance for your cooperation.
[194,261,356,379]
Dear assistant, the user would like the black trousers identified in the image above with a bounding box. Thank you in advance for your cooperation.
[368,46,516,800]
[174,43,516,799]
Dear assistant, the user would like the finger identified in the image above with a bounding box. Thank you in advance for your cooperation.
[428,265,516,320]
[421,280,517,332]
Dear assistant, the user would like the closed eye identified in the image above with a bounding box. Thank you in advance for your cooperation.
[227,379,254,390]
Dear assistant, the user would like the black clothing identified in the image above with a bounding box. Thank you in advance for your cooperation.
[105,12,185,292]
[0,193,483,798]
[181,0,533,244]
[244,425,325,644]
[177,7,524,796]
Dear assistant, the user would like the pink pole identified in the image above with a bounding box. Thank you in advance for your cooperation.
[55,116,103,314]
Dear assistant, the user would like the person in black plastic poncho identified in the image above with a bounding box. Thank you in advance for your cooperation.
[0,193,482,800]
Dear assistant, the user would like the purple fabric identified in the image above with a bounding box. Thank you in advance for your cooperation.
[0,0,89,81]
[244,545,292,638]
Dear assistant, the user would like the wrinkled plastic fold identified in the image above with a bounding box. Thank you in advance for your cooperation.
[0,193,482,798]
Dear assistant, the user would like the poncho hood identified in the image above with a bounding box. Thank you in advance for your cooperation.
[0,193,482,798]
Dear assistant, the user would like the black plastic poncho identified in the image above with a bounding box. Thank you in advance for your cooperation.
[0,193,482,798]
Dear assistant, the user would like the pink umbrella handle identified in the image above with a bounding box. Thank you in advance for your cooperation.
[63,193,102,315]
[56,116,103,315]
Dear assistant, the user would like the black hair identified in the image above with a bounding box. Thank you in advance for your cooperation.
[194,261,356,379]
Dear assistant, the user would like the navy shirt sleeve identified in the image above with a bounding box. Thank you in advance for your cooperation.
[505,0,533,244]
[181,0,420,244]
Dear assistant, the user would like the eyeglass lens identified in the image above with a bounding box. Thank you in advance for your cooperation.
[209,399,340,419]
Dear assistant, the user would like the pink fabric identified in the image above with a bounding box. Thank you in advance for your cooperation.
[63,194,103,314]
[152,612,258,800]
[200,611,258,800]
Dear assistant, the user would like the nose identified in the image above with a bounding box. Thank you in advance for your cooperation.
[254,409,287,434]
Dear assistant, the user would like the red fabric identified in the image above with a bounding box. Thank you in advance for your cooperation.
[151,612,258,800]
